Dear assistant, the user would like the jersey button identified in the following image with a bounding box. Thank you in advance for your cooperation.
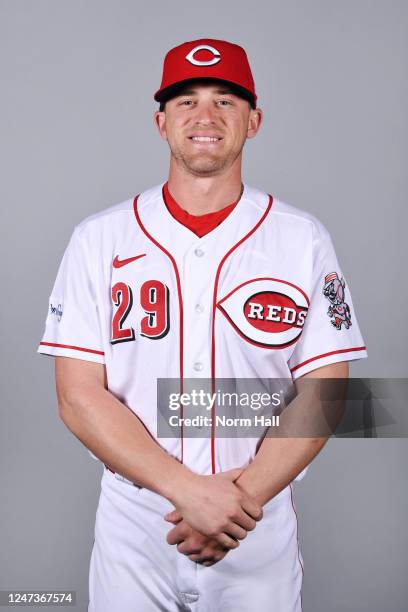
[193,362,204,372]
[195,303,204,313]
[194,248,204,257]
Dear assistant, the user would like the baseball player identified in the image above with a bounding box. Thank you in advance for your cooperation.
[38,39,367,611]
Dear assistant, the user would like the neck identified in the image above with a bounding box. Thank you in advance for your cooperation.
[167,156,244,214]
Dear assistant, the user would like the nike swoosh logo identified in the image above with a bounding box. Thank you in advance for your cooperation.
[113,254,146,268]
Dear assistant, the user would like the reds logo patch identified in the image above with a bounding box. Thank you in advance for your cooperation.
[217,278,309,348]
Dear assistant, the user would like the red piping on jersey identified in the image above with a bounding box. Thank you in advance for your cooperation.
[290,346,367,373]
[210,195,274,474]
[39,341,104,356]
[133,195,185,464]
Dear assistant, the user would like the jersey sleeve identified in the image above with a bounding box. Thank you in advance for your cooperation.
[37,225,105,364]
[288,220,367,379]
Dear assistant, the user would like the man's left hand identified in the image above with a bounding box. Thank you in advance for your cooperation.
[165,516,231,566]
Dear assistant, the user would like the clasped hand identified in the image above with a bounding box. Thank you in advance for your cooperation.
[164,469,263,566]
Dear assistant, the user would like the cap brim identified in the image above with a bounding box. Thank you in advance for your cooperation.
[155,77,256,108]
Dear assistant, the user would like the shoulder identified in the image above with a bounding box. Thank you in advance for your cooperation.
[72,183,164,240]
[75,198,135,234]
[245,184,336,252]
[255,188,333,247]
[271,196,330,240]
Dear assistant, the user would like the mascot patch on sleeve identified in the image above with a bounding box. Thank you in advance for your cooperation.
[323,272,352,330]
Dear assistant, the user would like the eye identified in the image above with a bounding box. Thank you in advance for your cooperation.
[217,99,233,106]
[179,99,194,106]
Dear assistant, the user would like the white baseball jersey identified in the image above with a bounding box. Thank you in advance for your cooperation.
[38,182,367,611]
[38,182,367,474]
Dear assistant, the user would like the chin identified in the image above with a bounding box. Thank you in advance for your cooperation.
[185,154,225,173]
[187,161,226,176]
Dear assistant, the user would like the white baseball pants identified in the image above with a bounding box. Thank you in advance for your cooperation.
[88,467,303,612]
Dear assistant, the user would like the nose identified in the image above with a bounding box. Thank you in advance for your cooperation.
[193,99,217,125]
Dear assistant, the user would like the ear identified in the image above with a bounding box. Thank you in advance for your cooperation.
[154,110,168,141]
[247,107,263,139]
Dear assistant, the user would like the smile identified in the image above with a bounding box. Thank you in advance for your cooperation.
[189,136,222,142]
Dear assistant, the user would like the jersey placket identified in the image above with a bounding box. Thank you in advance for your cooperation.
[179,238,220,474]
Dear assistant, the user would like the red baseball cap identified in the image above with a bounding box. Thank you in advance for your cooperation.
[154,38,257,108]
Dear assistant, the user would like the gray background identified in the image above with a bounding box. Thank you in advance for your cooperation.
[1,1,407,611]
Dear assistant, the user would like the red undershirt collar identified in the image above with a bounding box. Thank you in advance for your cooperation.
[162,181,241,238]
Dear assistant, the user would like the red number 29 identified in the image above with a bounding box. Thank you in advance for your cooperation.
[111,280,169,344]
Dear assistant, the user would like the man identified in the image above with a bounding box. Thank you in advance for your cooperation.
[38,39,367,611]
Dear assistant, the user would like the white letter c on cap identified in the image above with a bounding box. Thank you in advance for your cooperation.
[185,45,221,66]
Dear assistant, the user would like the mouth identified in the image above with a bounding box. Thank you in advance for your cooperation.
[188,135,223,144]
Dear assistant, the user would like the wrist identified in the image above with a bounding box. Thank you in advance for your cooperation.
[235,472,268,507]
[158,465,201,505]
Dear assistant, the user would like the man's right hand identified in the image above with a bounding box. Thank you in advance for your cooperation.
[165,468,263,549]
[165,518,230,566]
